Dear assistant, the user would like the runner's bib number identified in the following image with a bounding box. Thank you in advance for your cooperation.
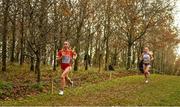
[62,56,71,64]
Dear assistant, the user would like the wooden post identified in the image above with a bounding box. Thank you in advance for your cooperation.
[51,73,54,94]
[109,71,112,80]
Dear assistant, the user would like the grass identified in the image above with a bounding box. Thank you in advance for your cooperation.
[0,74,180,106]
[0,63,136,100]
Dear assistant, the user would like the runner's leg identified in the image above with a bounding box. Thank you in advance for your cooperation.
[143,64,148,80]
[61,66,71,90]
[65,66,73,85]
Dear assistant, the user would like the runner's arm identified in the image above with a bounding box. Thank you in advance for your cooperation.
[57,50,62,64]
[73,51,77,59]
[140,53,143,60]
[149,51,154,61]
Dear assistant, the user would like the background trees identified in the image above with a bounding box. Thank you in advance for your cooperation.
[0,0,179,82]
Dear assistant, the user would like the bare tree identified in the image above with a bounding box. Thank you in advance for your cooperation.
[1,0,10,72]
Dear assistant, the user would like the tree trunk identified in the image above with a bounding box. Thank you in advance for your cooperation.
[53,0,58,71]
[98,54,102,72]
[2,0,10,72]
[93,36,99,67]
[104,0,111,71]
[89,34,93,66]
[127,42,132,70]
[105,37,109,71]
[132,45,136,68]
[98,34,102,72]
[16,50,20,62]
[112,47,118,66]
[74,2,86,71]
[35,52,41,83]
[30,56,34,71]
[20,32,24,65]
[84,54,88,70]
[20,9,24,65]
[74,37,80,71]
[53,48,57,71]
[42,48,46,65]
[84,27,91,70]
[10,16,16,62]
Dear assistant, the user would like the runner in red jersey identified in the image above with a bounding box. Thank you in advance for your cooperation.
[57,41,77,95]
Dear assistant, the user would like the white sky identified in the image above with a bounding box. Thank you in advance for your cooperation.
[174,0,180,55]
[174,0,180,27]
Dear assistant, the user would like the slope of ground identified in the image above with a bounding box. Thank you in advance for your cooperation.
[1,74,180,106]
